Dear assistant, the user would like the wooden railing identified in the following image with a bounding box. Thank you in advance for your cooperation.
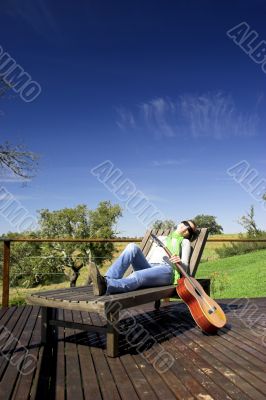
[1,237,266,308]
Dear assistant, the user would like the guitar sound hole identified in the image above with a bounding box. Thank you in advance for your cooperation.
[208,306,217,314]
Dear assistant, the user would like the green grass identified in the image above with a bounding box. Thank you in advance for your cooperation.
[196,248,266,298]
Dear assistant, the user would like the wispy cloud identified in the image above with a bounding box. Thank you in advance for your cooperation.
[180,92,259,139]
[115,106,136,130]
[115,92,260,139]
[140,97,176,138]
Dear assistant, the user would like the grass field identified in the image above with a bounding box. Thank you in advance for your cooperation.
[1,235,265,306]
[196,249,266,298]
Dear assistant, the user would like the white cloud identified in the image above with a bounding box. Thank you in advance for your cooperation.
[116,92,260,139]
[115,106,136,130]
[180,92,259,139]
[140,97,176,138]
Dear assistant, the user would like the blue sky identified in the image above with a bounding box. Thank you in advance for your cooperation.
[0,0,266,236]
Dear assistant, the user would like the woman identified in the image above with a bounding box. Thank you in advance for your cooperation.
[90,220,197,296]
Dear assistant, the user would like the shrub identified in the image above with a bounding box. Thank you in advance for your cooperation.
[215,231,266,258]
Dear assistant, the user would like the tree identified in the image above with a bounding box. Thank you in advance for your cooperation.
[88,201,122,279]
[38,204,90,286]
[0,141,39,179]
[38,202,122,286]
[152,219,176,230]
[0,77,39,180]
[238,205,261,237]
[193,214,223,235]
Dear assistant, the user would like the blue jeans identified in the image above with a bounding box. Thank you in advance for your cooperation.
[105,243,173,294]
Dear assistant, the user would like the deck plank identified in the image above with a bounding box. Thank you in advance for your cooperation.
[88,312,121,400]
[75,311,102,400]
[64,309,84,400]
[10,306,42,400]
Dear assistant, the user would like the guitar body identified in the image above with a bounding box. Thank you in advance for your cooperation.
[176,277,227,334]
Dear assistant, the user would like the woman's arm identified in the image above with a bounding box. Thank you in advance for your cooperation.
[180,239,191,273]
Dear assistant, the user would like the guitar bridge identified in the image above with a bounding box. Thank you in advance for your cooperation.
[208,306,217,315]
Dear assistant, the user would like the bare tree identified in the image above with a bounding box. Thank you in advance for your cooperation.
[0,78,39,179]
[0,142,39,179]
[238,205,261,237]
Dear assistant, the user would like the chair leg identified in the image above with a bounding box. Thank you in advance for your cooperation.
[154,300,161,310]
[41,307,56,344]
[106,308,120,357]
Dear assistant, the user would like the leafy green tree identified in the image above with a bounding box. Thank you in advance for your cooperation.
[38,202,122,286]
[88,201,122,269]
[38,204,90,286]
[152,219,176,230]
[193,214,223,235]
[39,204,90,238]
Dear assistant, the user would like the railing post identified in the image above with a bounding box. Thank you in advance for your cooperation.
[2,240,10,308]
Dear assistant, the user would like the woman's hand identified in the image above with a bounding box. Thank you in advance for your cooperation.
[169,255,181,264]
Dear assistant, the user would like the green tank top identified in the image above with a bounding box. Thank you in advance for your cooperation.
[166,231,184,284]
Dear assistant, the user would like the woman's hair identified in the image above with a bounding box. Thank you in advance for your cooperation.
[189,219,197,230]
[187,219,197,240]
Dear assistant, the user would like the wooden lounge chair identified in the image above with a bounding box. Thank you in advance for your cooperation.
[26,227,209,357]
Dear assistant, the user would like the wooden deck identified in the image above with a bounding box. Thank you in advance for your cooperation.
[0,297,265,399]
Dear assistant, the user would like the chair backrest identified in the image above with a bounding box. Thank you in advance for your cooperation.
[138,227,208,277]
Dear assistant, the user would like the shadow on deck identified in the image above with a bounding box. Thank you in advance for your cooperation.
[0,298,266,399]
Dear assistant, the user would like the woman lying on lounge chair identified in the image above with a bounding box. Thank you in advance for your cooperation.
[90,220,197,296]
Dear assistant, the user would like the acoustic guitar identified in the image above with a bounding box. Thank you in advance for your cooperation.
[151,233,227,334]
